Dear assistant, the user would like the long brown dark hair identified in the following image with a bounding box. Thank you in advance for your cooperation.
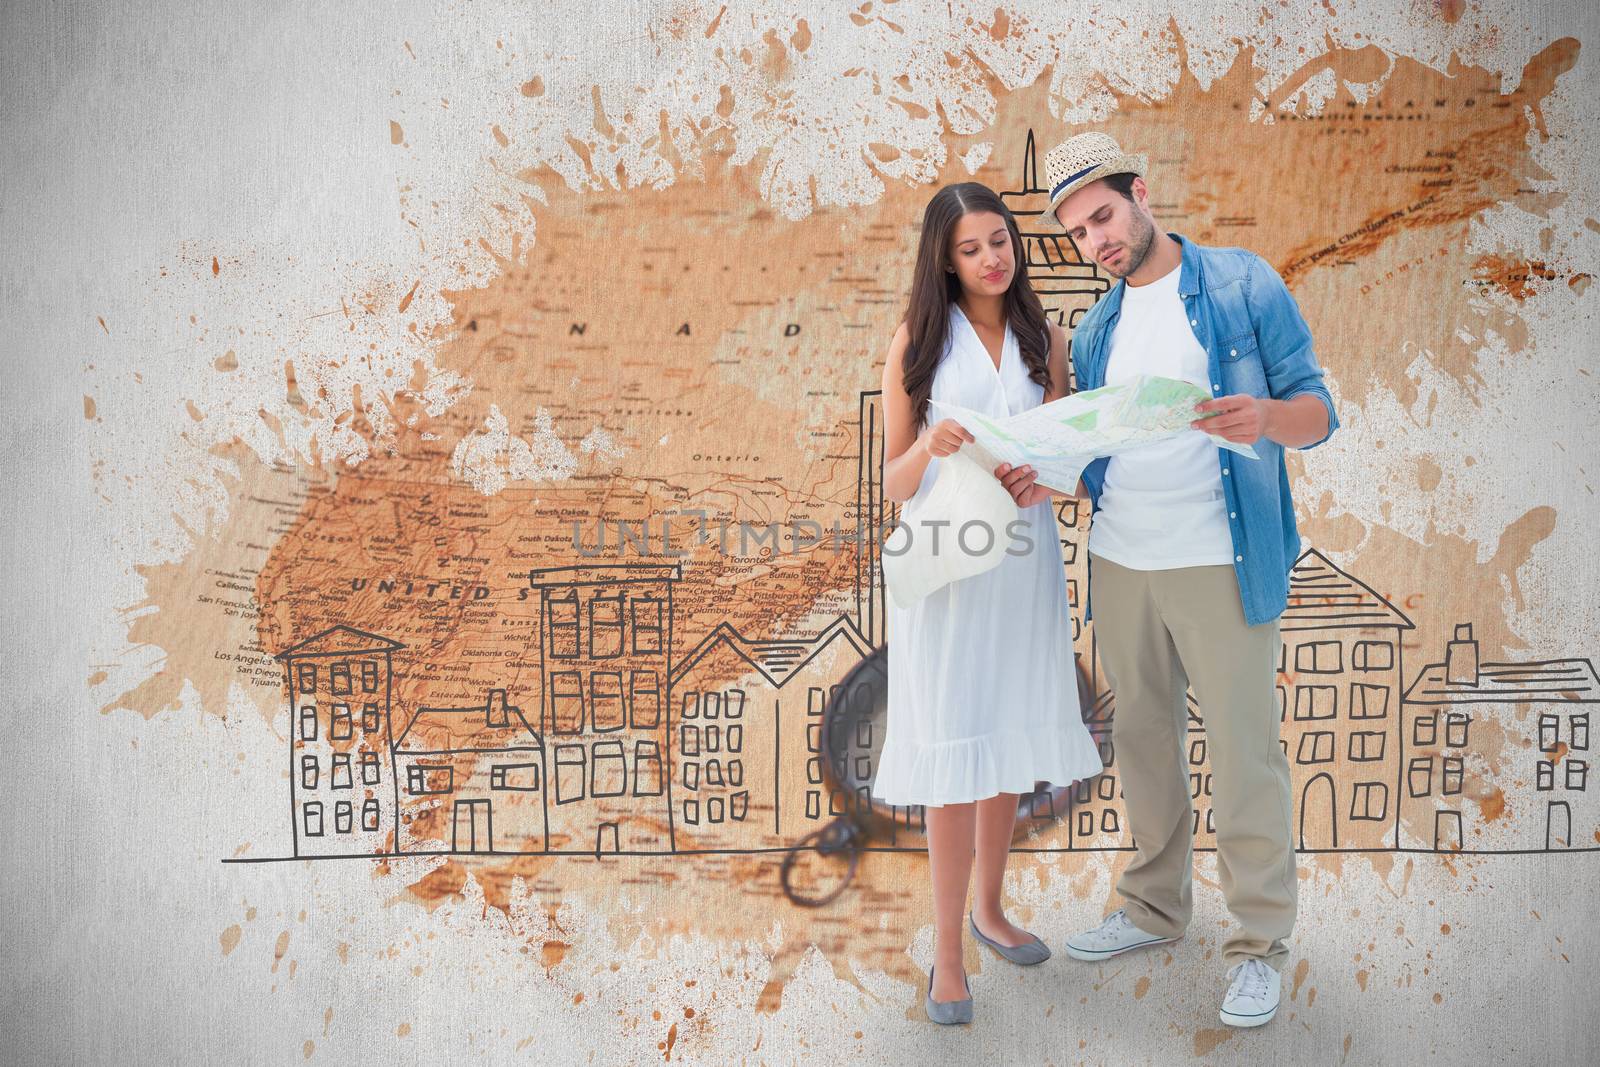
[902,182,1052,430]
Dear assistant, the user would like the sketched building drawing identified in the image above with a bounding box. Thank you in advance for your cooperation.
[527,564,678,855]
[393,689,547,854]
[1000,129,1115,332]
[670,615,881,851]
[1273,548,1413,851]
[275,625,404,858]
[1401,624,1599,853]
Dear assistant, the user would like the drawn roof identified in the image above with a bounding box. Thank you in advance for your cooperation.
[275,625,404,660]
[1403,658,1600,706]
[394,695,543,752]
[670,614,873,689]
[1281,548,1415,631]
[528,563,681,588]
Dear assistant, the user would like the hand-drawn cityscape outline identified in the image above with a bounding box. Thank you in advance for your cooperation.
[225,130,1597,865]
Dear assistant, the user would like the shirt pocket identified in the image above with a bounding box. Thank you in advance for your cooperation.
[1210,281,1257,364]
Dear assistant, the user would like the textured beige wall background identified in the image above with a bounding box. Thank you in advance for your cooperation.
[4,1,1599,1064]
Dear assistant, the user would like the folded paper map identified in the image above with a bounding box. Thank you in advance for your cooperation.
[883,375,1260,607]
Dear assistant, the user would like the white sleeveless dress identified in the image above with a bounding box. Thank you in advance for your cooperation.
[872,303,1104,806]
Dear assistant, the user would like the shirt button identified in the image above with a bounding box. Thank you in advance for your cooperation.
[1235,555,1243,562]
[1230,348,1237,357]
[1223,468,1230,476]
[1212,383,1221,391]
[1229,512,1237,518]
[1190,319,1198,326]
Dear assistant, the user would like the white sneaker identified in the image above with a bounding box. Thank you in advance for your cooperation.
[1219,958,1281,1027]
[1064,908,1180,961]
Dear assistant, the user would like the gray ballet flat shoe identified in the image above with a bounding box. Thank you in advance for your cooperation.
[925,965,973,1025]
[970,913,1052,965]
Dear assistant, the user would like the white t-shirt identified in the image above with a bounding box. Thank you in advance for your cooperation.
[1087,263,1236,571]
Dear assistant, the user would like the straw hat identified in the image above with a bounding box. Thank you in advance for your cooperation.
[1042,132,1147,230]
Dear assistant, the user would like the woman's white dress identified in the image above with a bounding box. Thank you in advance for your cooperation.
[872,303,1104,806]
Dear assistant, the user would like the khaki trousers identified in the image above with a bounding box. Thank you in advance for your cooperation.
[1090,554,1297,969]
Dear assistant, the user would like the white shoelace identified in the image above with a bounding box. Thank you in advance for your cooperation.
[1230,959,1272,1001]
[1092,909,1133,942]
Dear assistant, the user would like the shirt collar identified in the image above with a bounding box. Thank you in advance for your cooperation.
[1092,232,1195,323]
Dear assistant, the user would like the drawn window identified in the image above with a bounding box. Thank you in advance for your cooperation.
[1537,761,1555,791]
[1567,760,1590,792]
[632,596,664,654]
[1296,732,1335,765]
[361,660,378,692]
[1294,686,1337,721]
[1349,731,1386,762]
[1407,756,1433,798]
[300,754,318,789]
[491,763,540,791]
[1352,641,1393,672]
[683,799,700,826]
[731,790,749,821]
[707,797,725,824]
[1101,809,1120,833]
[1077,810,1093,838]
[331,753,352,789]
[1539,713,1561,752]
[1441,757,1463,796]
[724,689,745,719]
[1205,808,1215,833]
[727,759,743,787]
[1276,684,1288,722]
[592,741,626,797]
[806,756,822,785]
[1188,739,1207,766]
[549,592,580,659]
[634,741,664,797]
[1574,714,1590,751]
[702,692,720,720]
[330,704,353,741]
[554,745,586,804]
[1445,712,1469,748]
[683,762,700,791]
[1189,772,1204,799]
[1350,782,1387,821]
[551,671,585,734]
[361,798,379,832]
[630,671,660,728]
[297,664,317,693]
[406,764,453,796]
[1097,776,1116,801]
[360,751,380,785]
[299,705,317,741]
[334,801,352,834]
[1097,738,1115,766]
[1350,683,1389,720]
[705,724,721,753]
[1414,713,1438,747]
[591,671,625,732]
[681,691,700,719]
[1074,780,1092,805]
[589,594,624,658]
[1294,641,1342,674]
[330,662,352,695]
[682,724,701,757]
[726,724,743,752]
[302,801,324,837]
[362,703,380,734]
[705,758,724,787]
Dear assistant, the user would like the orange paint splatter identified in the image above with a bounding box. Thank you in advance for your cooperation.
[1133,975,1150,1000]
[397,1023,411,1037]
[398,280,420,314]
[212,256,220,276]
[1291,958,1310,1001]
[662,1022,678,1060]
[390,120,404,145]
[1194,1029,1234,1055]
[1356,969,1369,991]
[219,924,241,955]
[520,76,543,97]
[83,395,96,420]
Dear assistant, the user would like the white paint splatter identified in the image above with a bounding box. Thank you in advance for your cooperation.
[450,405,577,495]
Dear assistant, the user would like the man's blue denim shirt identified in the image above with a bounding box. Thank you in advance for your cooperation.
[1070,233,1340,627]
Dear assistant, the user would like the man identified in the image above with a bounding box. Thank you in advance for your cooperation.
[996,131,1339,1028]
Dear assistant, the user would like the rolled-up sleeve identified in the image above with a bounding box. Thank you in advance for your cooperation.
[1248,254,1339,450]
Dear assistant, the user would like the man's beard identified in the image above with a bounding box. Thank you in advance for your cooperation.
[1104,211,1156,279]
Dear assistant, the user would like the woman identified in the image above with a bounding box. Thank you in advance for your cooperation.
[872,182,1104,1024]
